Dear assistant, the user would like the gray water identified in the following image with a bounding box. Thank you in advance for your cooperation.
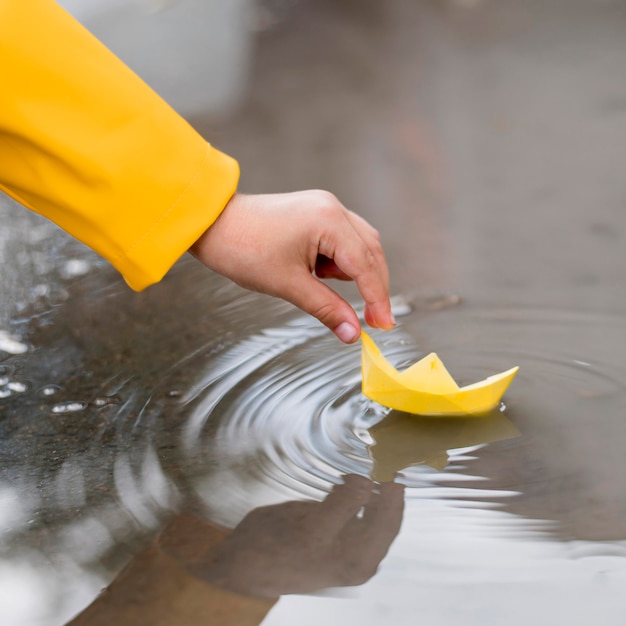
[2,0,626,624]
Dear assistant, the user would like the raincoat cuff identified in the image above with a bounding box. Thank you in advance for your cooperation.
[119,143,240,291]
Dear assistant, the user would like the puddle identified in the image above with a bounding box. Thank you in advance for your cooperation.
[3,0,626,623]
[2,273,626,624]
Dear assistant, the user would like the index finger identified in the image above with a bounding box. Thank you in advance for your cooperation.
[319,211,394,330]
[344,211,395,330]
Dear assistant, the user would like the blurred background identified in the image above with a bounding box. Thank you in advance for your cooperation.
[2,0,626,624]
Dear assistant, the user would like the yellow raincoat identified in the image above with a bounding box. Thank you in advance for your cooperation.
[0,0,240,290]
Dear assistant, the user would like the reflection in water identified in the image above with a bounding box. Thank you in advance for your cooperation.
[368,409,520,480]
[3,0,626,622]
[3,273,626,624]
[407,307,626,542]
[68,475,404,625]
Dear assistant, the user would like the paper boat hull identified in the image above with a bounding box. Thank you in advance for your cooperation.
[361,333,519,416]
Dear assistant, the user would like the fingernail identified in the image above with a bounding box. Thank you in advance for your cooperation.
[380,312,396,330]
[335,322,360,343]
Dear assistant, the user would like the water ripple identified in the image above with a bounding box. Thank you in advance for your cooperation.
[4,294,626,593]
[125,301,624,543]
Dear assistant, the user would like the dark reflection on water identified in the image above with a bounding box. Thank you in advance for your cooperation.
[4,0,626,619]
[3,261,626,623]
[400,306,626,541]
[67,476,404,625]
[368,408,520,481]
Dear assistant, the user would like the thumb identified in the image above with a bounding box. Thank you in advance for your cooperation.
[285,272,362,343]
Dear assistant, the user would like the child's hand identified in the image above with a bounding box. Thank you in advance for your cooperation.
[190,190,395,343]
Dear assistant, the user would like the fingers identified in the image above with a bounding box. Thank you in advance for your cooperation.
[314,254,352,281]
[317,206,395,332]
[192,190,395,342]
[283,269,363,343]
[342,211,394,330]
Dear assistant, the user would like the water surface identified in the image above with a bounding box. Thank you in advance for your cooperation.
[3,0,626,624]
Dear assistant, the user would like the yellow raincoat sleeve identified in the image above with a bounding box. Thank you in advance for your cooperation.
[0,0,240,291]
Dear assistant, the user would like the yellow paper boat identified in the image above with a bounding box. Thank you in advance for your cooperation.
[361,332,519,416]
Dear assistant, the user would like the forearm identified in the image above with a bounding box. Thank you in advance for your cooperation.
[0,0,239,290]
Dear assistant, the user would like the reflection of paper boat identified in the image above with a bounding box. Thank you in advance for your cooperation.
[368,409,520,481]
[361,332,519,416]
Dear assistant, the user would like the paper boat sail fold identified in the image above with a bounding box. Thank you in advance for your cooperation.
[361,332,519,416]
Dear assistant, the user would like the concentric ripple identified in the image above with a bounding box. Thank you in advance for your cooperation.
[180,320,388,507]
[5,288,626,569]
[155,301,626,537]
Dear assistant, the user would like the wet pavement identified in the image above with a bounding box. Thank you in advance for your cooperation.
[2,0,626,624]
